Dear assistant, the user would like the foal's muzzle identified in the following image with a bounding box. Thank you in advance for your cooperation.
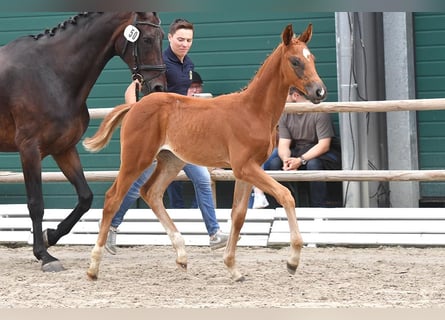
[306,83,327,104]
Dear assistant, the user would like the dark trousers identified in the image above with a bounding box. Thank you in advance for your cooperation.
[267,147,341,207]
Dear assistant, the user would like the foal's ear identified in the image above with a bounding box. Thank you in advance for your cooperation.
[297,24,313,44]
[282,24,294,46]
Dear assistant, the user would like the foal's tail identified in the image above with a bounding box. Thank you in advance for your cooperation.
[83,104,132,152]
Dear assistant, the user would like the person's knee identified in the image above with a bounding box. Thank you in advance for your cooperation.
[267,157,283,170]
[306,158,323,170]
[193,179,212,191]
[188,169,211,186]
[188,172,211,190]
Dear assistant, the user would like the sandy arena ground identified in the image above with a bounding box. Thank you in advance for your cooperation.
[1,244,444,308]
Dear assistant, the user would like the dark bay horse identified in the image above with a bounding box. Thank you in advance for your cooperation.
[0,12,166,272]
[84,24,326,281]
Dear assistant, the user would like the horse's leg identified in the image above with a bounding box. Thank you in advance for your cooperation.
[87,167,145,280]
[44,148,93,247]
[223,179,252,282]
[19,147,64,272]
[87,134,164,280]
[235,164,303,275]
[141,150,188,270]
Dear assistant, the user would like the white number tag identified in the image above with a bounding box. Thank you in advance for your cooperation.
[124,25,140,43]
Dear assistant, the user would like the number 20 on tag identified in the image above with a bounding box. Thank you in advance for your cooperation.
[124,25,140,42]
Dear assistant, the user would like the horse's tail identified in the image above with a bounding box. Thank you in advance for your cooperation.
[83,103,132,152]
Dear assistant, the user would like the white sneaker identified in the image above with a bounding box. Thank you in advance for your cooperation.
[105,226,118,255]
[253,193,269,209]
[209,230,229,250]
[98,219,118,255]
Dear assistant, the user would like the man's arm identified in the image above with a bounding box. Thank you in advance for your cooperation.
[300,137,331,161]
[277,138,292,170]
[124,80,141,104]
[282,137,332,171]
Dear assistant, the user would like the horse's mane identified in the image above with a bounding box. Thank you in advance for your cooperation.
[29,12,103,40]
[239,42,284,93]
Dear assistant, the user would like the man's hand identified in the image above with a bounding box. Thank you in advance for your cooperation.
[283,157,301,171]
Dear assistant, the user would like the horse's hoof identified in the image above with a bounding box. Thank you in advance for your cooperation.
[286,262,297,275]
[42,260,66,272]
[235,275,246,282]
[87,271,98,281]
[177,262,187,271]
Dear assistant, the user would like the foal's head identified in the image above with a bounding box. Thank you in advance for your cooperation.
[282,24,327,104]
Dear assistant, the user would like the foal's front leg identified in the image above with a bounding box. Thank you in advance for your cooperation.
[259,178,302,274]
[223,179,252,282]
[240,166,303,275]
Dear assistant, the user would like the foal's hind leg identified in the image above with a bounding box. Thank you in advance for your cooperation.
[140,150,188,270]
[87,169,144,280]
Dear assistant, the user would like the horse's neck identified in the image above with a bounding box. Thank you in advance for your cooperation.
[45,13,125,97]
[243,45,289,123]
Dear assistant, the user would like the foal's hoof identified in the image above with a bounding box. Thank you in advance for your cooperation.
[87,271,98,281]
[235,275,246,282]
[177,262,187,271]
[286,262,297,275]
[42,260,66,273]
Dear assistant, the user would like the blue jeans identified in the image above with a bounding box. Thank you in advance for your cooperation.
[111,162,220,236]
[166,181,185,208]
[304,158,327,207]
[248,148,279,208]
[177,164,219,235]
[267,150,340,207]
[111,163,156,228]
[166,181,198,208]
[263,148,279,171]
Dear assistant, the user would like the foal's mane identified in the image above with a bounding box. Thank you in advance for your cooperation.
[30,12,103,40]
[239,42,284,93]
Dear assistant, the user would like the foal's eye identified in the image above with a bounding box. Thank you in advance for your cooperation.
[290,57,301,68]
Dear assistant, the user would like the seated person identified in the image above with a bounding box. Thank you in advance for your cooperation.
[266,86,342,207]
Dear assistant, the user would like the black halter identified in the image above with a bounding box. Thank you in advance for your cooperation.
[121,13,166,95]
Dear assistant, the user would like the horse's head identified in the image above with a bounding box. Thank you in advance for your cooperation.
[282,24,327,104]
[116,12,167,95]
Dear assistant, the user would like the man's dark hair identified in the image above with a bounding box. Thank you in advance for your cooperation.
[169,18,194,35]
[289,86,299,95]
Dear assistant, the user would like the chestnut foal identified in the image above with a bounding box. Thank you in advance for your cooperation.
[84,23,326,281]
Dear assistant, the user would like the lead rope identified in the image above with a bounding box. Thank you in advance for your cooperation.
[135,81,140,102]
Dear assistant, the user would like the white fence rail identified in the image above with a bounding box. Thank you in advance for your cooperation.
[2,98,445,184]
[88,97,445,119]
[2,169,445,183]
[2,98,445,247]
[2,205,445,247]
